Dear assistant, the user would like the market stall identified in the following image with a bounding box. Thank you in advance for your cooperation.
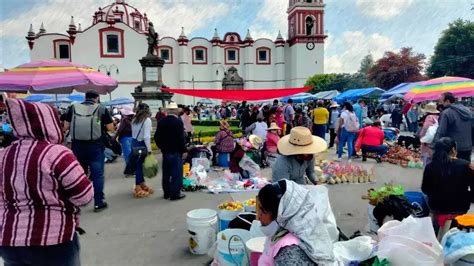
[313,90,340,100]
[333,87,385,103]
[404,76,474,103]
[380,82,420,100]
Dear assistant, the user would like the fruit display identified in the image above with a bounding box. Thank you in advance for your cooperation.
[218,201,244,211]
[382,146,421,168]
[243,198,256,207]
[362,184,405,206]
[318,161,375,185]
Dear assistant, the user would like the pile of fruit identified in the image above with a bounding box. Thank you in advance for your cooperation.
[318,161,376,184]
[218,201,244,211]
[382,146,421,168]
[243,198,256,207]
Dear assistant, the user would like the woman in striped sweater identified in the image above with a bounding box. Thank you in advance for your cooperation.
[0,99,93,266]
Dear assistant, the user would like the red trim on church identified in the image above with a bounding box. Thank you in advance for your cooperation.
[52,39,71,61]
[192,46,208,65]
[224,47,240,65]
[256,47,271,65]
[98,27,125,58]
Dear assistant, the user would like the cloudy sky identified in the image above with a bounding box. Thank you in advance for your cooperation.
[0,0,472,73]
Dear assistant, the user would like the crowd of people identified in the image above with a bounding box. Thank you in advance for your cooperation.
[0,89,472,265]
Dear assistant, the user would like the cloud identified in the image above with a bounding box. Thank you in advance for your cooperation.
[250,0,287,40]
[356,0,414,20]
[0,0,229,67]
[325,31,394,73]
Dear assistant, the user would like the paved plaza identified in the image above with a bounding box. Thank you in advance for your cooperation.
[77,151,427,266]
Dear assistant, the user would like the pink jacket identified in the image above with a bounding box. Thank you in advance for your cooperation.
[259,232,300,265]
[266,132,280,154]
[420,114,439,155]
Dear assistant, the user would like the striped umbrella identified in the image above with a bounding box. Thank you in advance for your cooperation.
[0,60,118,94]
[404,76,474,103]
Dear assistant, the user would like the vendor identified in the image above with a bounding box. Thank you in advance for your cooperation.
[422,137,474,234]
[245,116,268,140]
[358,120,388,163]
[229,138,252,176]
[264,123,281,166]
[211,120,235,166]
[272,127,326,185]
[257,179,334,265]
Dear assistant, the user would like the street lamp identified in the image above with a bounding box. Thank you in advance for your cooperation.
[97,64,119,101]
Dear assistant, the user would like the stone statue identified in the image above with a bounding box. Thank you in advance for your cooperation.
[147,22,158,56]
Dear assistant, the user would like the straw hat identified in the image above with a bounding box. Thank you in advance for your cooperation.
[421,102,440,114]
[277,127,327,155]
[219,120,230,129]
[249,134,263,149]
[267,122,281,131]
[330,102,339,108]
[166,102,178,110]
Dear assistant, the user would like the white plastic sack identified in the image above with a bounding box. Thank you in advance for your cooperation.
[420,121,438,144]
[189,164,208,185]
[239,155,260,177]
[333,236,375,264]
[306,185,339,242]
[376,216,443,265]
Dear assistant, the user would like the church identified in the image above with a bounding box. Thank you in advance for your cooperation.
[25,0,326,104]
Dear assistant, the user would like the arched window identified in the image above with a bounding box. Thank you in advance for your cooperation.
[306,16,314,36]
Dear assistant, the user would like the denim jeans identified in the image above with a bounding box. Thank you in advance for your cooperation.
[119,136,133,163]
[312,124,327,140]
[361,144,389,157]
[131,139,147,185]
[337,128,356,159]
[0,233,80,266]
[162,152,183,198]
[72,142,105,206]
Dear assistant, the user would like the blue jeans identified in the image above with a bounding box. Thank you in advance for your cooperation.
[0,233,80,266]
[72,142,105,206]
[361,144,389,157]
[162,152,183,198]
[119,136,133,163]
[337,128,356,159]
[131,139,147,185]
[312,124,327,140]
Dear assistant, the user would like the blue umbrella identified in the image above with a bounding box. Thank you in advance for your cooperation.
[40,97,72,104]
[24,94,53,102]
[68,94,85,102]
[105,97,134,106]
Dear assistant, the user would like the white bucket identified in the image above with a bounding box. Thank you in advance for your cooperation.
[217,229,252,266]
[246,237,266,266]
[218,209,244,231]
[187,208,218,255]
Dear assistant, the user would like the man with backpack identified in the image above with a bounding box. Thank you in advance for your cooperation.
[63,90,114,212]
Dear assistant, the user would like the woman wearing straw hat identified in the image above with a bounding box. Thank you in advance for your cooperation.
[265,122,281,166]
[272,127,327,185]
[419,102,440,166]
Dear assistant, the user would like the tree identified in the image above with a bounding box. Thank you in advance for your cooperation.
[427,19,474,79]
[367,47,426,90]
[305,73,374,93]
[358,54,374,76]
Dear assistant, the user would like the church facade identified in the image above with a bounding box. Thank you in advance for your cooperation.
[26,0,326,104]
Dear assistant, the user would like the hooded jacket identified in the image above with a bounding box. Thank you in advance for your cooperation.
[433,104,472,151]
[277,180,335,264]
[0,99,93,246]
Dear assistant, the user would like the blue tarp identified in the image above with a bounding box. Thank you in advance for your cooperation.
[313,90,340,100]
[333,87,384,103]
[67,94,85,102]
[281,93,314,103]
[105,97,134,106]
[40,97,72,104]
[381,82,420,99]
[24,94,53,102]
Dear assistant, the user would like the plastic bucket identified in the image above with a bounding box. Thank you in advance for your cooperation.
[218,153,230,167]
[454,254,474,266]
[217,229,252,266]
[246,237,266,266]
[404,191,429,217]
[218,209,243,231]
[187,209,218,255]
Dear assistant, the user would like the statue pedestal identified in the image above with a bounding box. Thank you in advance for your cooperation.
[132,54,174,108]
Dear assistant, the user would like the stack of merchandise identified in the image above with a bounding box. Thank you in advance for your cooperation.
[382,146,422,168]
[318,161,376,184]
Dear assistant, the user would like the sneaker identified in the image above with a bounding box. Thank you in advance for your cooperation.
[334,157,342,162]
[94,202,108,212]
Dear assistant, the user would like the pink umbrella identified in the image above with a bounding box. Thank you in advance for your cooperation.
[404,76,474,103]
[0,60,118,94]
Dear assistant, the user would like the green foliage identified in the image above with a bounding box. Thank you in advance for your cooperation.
[368,47,426,90]
[358,54,374,76]
[305,73,374,93]
[191,119,240,127]
[427,19,474,79]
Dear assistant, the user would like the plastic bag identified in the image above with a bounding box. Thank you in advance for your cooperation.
[143,154,158,178]
[376,216,443,266]
[189,164,208,185]
[420,121,438,144]
[239,155,260,178]
[333,236,375,264]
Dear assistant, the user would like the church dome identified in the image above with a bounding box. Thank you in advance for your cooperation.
[92,0,148,32]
